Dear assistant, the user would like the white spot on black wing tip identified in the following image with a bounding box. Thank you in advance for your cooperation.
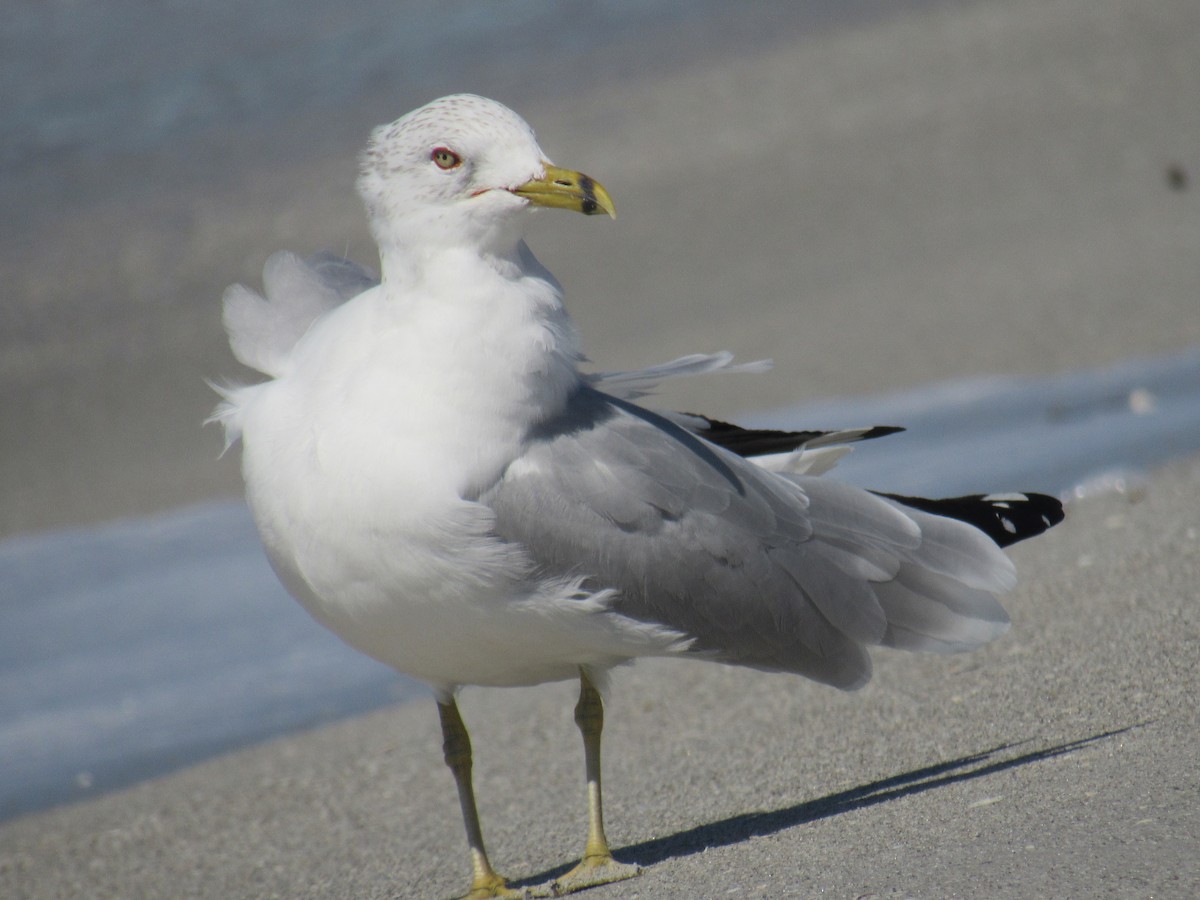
[879,490,1064,548]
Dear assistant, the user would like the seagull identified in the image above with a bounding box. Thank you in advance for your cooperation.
[213,93,1064,898]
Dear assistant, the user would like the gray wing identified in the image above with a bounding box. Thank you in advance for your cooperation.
[482,387,1014,691]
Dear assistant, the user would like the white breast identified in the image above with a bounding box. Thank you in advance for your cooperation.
[231,259,681,690]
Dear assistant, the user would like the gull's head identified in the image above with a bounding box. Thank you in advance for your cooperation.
[358,94,614,254]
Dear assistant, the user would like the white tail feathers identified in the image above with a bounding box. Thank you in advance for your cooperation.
[790,478,1017,659]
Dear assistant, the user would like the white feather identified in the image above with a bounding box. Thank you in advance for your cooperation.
[590,352,772,399]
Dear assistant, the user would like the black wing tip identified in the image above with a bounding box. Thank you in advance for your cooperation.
[686,414,905,458]
[880,491,1065,548]
[860,425,906,440]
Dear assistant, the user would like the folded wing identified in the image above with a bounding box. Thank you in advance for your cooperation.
[483,387,1020,691]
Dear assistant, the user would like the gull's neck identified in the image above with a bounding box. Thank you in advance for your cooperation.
[372,234,586,430]
[369,201,526,281]
[378,232,526,292]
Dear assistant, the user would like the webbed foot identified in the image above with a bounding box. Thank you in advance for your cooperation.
[528,854,641,896]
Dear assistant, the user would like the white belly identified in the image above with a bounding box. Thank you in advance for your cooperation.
[237,366,686,693]
[226,274,690,691]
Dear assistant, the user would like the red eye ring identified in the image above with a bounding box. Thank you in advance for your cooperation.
[431,147,462,170]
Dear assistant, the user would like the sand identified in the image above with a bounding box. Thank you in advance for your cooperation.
[2,457,1197,897]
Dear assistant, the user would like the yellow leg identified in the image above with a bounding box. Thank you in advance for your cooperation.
[549,670,641,895]
[438,699,523,899]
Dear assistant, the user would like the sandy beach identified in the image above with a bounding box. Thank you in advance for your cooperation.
[2,0,1198,896]
[2,457,1197,897]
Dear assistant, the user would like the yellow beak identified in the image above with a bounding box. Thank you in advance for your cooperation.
[513,164,616,218]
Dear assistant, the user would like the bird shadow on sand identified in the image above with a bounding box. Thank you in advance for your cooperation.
[513,723,1141,887]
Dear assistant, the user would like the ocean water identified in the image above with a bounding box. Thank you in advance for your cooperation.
[3,345,1199,821]
[2,0,891,169]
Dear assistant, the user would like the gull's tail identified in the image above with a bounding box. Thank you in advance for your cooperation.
[671,409,1065,676]
[691,413,1064,548]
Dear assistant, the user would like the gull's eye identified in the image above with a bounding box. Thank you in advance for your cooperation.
[431,147,462,170]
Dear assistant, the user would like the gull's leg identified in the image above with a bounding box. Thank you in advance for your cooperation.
[550,669,641,894]
[438,699,523,899]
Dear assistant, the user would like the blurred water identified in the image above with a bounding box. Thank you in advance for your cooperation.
[754,346,1200,497]
[3,345,1199,822]
[0,503,418,821]
[2,0,896,169]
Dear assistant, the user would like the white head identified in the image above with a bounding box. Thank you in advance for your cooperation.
[357,94,613,256]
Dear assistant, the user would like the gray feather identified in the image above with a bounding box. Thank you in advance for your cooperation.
[483,387,1021,692]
